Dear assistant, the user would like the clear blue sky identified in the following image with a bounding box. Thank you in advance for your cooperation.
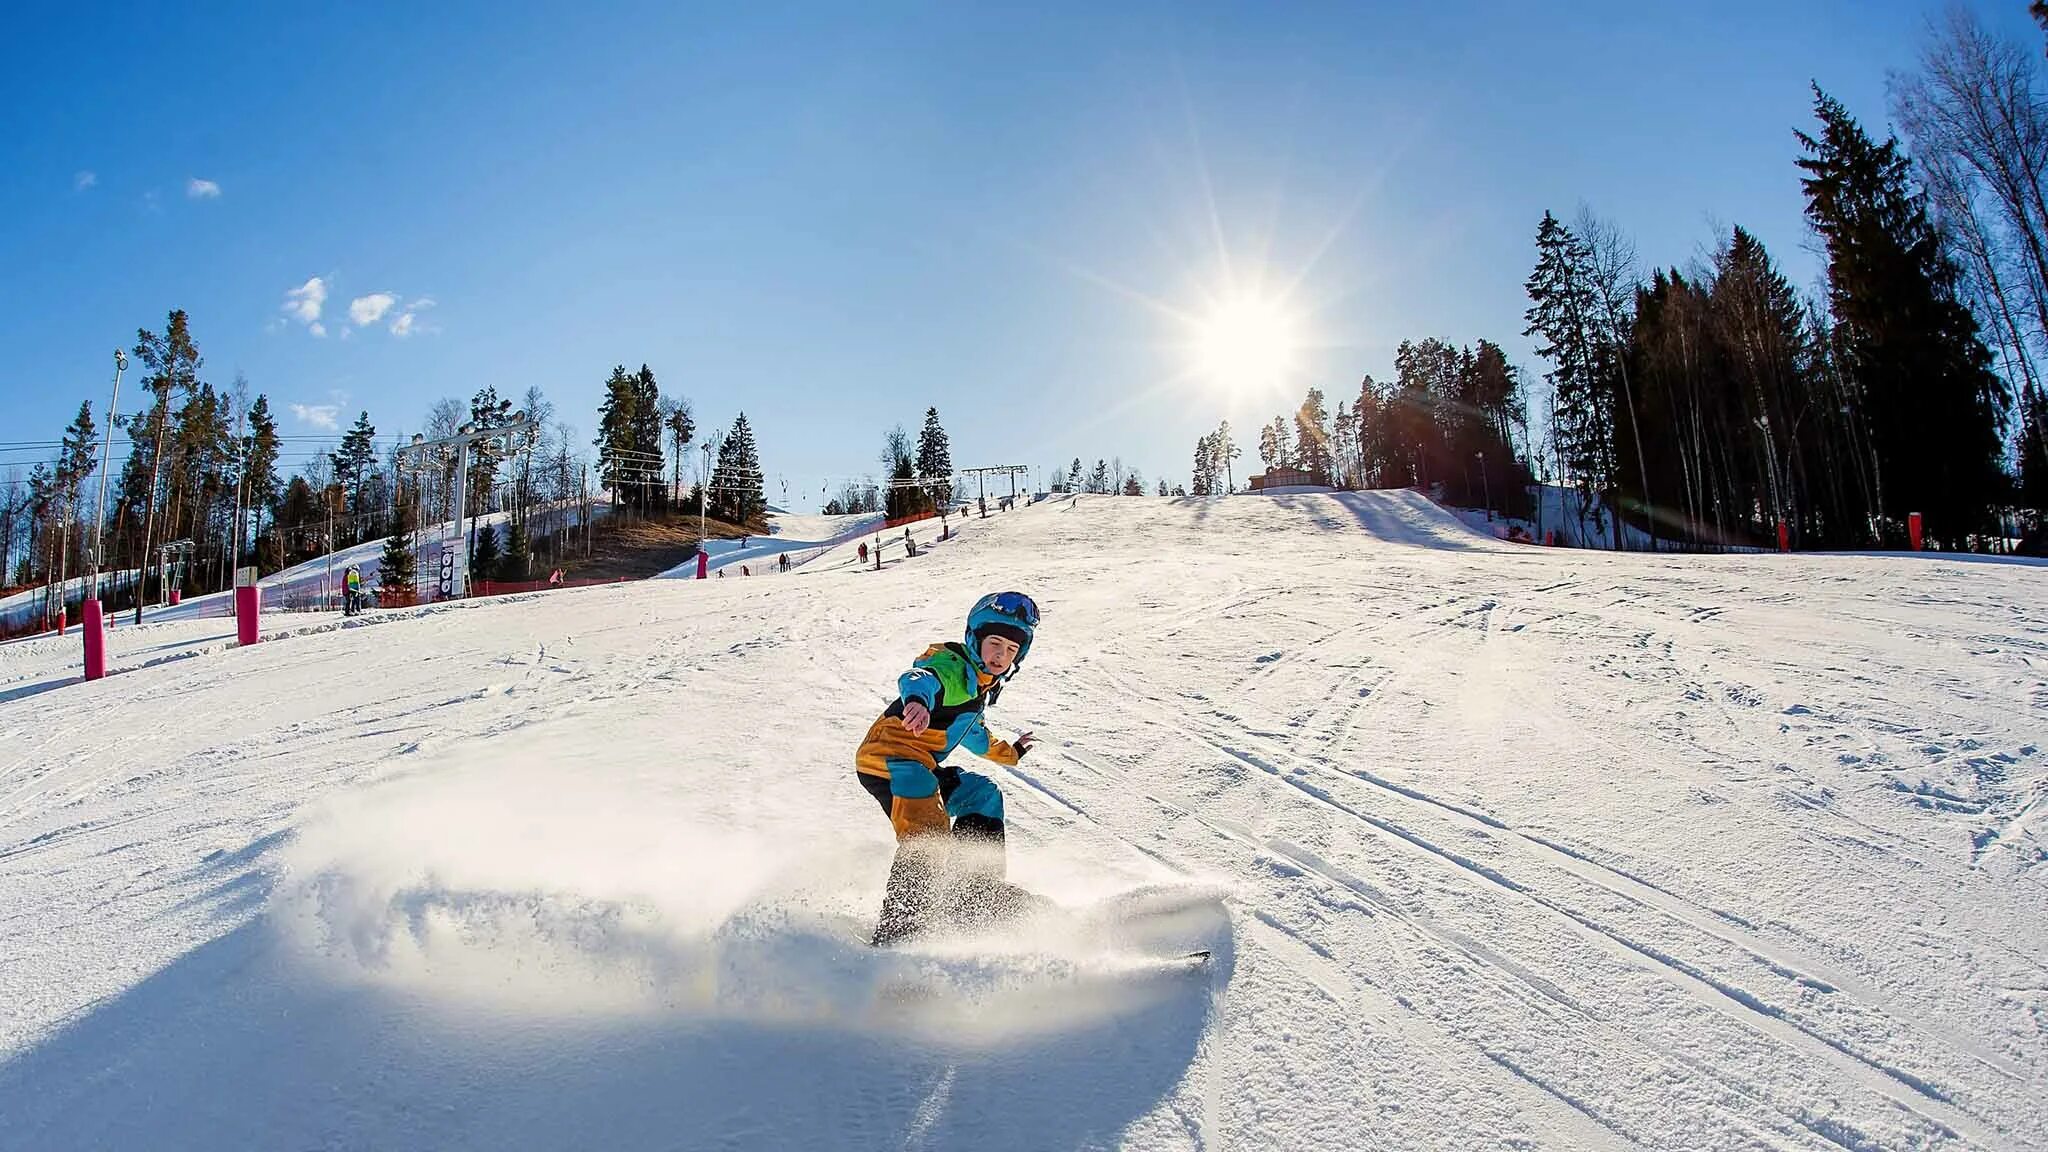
[2,1,2037,505]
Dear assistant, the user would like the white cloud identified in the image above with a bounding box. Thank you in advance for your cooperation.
[73,171,96,192]
[390,296,438,338]
[348,292,397,326]
[281,276,327,334]
[186,177,221,200]
[290,403,340,430]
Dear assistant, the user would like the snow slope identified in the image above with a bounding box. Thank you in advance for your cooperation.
[654,509,883,578]
[1,491,2044,1150]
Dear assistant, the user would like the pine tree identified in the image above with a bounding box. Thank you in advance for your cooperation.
[469,519,501,583]
[165,380,233,586]
[129,310,202,611]
[1265,416,1294,469]
[1798,86,2010,547]
[53,402,96,573]
[1157,478,1170,496]
[1216,421,1240,491]
[1087,459,1110,493]
[500,518,532,581]
[661,395,695,505]
[465,386,514,517]
[595,366,642,509]
[1191,433,1216,496]
[631,366,664,509]
[379,485,417,603]
[1525,211,1621,543]
[879,426,914,519]
[243,396,281,566]
[1067,458,1083,491]
[331,412,378,543]
[916,407,952,481]
[2015,381,2046,545]
[1295,389,1333,482]
[712,412,765,525]
[1122,471,1144,496]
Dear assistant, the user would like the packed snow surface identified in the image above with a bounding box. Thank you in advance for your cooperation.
[1,490,2044,1150]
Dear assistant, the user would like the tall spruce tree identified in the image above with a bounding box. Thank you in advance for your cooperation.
[500,518,532,581]
[1191,433,1216,496]
[916,408,952,481]
[379,484,417,603]
[469,519,501,583]
[1295,389,1333,482]
[332,412,378,543]
[713,413,765,525]
[631,366,664,509]
[1525,211,1622,545]
[55,402,97,572]
[244,396,281,565]
[595,366,642,509]
[1797,87,2010,547]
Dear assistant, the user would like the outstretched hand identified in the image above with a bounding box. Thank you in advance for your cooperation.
[903,700,931,735]
[1015,731,1036,758]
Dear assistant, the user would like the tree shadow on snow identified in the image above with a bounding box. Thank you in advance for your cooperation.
[0,878,1228,1152]
[1275,491,1494,552]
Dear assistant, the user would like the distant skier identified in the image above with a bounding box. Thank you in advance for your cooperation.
[343,565,363,616]
[855,591,1040,945]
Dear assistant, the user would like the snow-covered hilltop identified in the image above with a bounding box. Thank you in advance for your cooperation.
[0,491,2042,1150]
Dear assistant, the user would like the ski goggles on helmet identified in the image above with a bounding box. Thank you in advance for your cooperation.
[985,591,1039,627]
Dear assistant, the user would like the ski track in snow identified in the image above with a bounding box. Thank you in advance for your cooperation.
[0,490,2044,1150]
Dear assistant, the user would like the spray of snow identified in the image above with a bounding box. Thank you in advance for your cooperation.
[273,750,1224,1039]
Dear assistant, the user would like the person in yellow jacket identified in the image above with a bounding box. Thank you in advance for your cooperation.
[855,591,1040,945]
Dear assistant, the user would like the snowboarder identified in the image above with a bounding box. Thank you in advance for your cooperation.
[855,591,1040,945]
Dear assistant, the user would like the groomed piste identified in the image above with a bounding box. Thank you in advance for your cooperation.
[1,491,2043,1151]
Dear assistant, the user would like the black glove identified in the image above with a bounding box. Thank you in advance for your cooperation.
[1014,732,1036,759]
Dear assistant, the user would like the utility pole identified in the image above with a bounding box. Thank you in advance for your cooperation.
[89,349,125,600]
[134,355,172,624]
[700,438,715,553]
[224,403,248,593]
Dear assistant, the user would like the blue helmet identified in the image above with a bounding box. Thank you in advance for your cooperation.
[965,591,1039,675]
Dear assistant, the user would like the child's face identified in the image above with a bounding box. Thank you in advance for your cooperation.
[979,634,1021,676]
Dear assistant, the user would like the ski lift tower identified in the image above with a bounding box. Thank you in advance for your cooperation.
[157,539,195,607]
[400,415,533,599]
[958,465,1028,517]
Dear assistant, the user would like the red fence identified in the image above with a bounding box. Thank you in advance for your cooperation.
[882,509,940,531]
[471,576,630,598]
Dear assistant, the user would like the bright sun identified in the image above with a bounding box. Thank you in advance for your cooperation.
[1193,294,1300,393]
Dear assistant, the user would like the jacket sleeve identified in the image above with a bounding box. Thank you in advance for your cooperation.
[898,667,940,711]
[962,716,1022,767]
